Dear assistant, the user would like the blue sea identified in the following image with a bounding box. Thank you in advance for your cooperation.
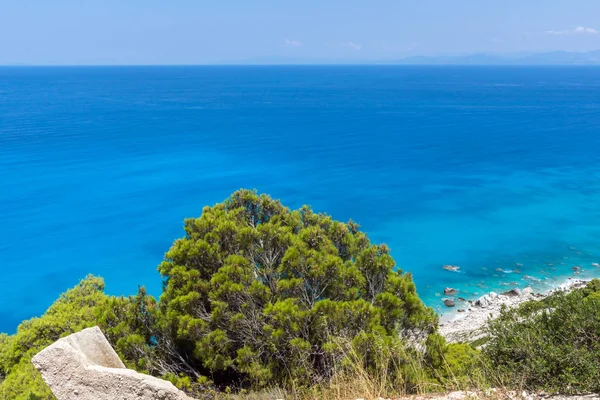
[1,66,600,333]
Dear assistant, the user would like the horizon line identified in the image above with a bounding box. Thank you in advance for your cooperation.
[3,63,600,67]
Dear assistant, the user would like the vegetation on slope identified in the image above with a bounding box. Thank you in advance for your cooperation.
[0,190,475,398]
[0,276,109,399]
[1,190,599,399]
[483,279,600,394]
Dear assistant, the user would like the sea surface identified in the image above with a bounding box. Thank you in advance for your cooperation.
[1,66,600,333]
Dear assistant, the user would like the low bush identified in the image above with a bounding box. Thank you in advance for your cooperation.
[0,277,165,400]
[483,279,600,394]
[0,276,108,399]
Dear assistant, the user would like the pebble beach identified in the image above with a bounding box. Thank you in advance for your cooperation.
[439,277,591,343]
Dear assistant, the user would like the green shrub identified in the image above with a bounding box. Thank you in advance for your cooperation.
[0,275,108,399]
[158,189,441,389]
[0,276,160,399]
[483,279,600,394]
[96,286,159,372]
[441,343,486,388]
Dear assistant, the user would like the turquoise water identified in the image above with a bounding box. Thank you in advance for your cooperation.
[1,66,600,332]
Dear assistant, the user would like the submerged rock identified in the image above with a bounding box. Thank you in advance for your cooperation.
[443,299,456,307]
[444,287,458,295]
[442,265,460,272]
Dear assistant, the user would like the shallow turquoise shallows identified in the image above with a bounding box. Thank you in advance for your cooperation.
[1,66,600,333]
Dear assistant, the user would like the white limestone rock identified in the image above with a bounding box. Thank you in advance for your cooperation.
[522,287,534,297]
[475,294,491,308]
[31,326,193,400]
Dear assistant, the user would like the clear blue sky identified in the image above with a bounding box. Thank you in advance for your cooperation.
[1,0,599,65]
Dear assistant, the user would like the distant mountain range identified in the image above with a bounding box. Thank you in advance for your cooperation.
[393,50,600,65]
[219,51,600,65]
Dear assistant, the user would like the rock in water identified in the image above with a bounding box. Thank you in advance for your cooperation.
[443,299,456,307]
[444,287,458,295]
[32,326,193,400]
[501,288,521,297]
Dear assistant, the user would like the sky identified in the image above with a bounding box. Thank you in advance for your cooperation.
[1,0,600,65]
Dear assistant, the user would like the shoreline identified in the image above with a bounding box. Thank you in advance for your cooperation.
[439,275,592,343]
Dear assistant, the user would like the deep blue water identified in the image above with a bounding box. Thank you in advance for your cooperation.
[1,66,600,333]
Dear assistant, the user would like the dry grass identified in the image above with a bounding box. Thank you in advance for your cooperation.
[221,340,515,400]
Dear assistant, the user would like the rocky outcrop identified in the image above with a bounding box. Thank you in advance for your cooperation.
[501,288,522,297]
[474,292,498,308]
[32,326,193,400]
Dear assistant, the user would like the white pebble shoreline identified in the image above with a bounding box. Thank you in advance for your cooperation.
[439,277,591,343]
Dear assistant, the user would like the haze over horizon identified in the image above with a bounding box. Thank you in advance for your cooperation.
[2,0,600,65]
